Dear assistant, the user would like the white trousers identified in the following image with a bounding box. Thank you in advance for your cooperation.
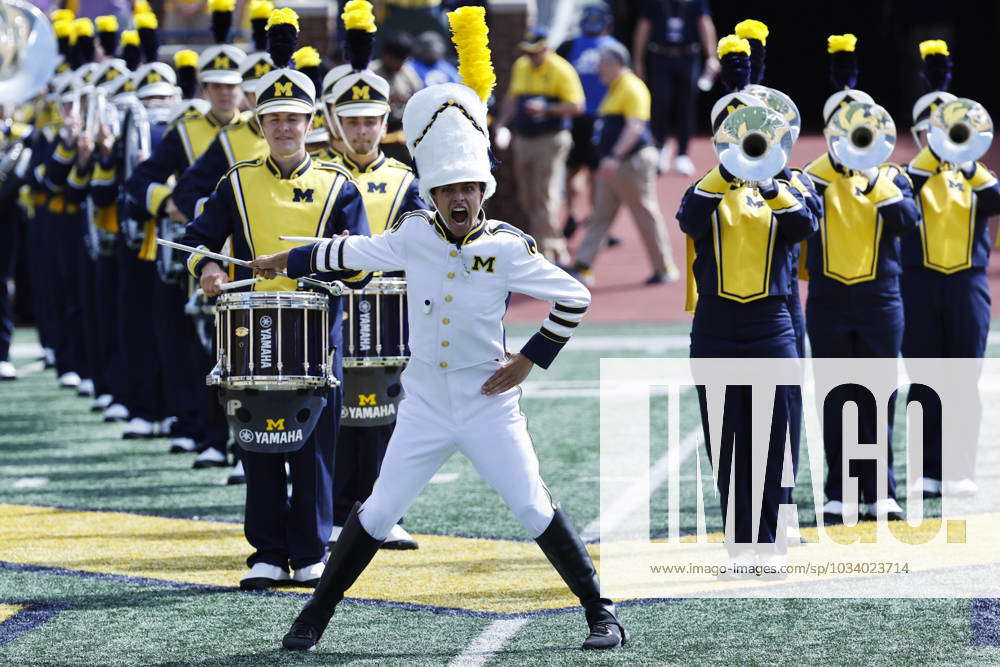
[358,358,556,540]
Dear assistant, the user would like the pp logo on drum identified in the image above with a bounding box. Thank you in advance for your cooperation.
[238,428,254,443]
[259,315,273,328]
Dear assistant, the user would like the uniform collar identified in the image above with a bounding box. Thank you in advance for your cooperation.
[432,210,487,246]
[205,110,241,128]
[265,153,311,179]
[340,151,387,174]
[248,117,261,136]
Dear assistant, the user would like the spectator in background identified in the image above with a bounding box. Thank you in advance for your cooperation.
[493,26,583,266]
[372,32,424,162]
[379,0,449,56]
[568,43,677,286]
[557,3,622,239]
[633,0,718,176]
[410,31,460,86]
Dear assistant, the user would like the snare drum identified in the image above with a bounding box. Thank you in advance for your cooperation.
[342,277,410,367]
[212,291,334,389]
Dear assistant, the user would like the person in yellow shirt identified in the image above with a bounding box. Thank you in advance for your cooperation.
[568,43,678,286]
[493,26,584,265]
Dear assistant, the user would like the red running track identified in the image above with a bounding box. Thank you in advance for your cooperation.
[504,134,1000,325]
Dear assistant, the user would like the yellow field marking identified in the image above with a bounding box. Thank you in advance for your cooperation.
[0,604,24,624]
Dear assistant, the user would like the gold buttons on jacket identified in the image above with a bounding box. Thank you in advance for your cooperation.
[447,272,455,279]
[441,341,449,347]
[444,295,453,302]
[450,250,458,257]
[442,318,450,324]
[439,361,448,368]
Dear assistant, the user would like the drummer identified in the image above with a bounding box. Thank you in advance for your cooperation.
[180,8,371,590]
[314,0,427,550]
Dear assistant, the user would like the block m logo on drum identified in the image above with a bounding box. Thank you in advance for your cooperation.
[266,418,286,431]
[359,394,377,406]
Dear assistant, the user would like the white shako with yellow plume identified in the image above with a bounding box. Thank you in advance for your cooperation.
[911,39,956,146]
[822,34,873,124]
[325,1,390,154]
[402,5,496,207]
[198,0,245,85]
[254,8,315,116]
[240,0,275,93]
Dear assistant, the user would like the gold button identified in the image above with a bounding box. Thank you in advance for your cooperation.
[442,318,450,324]
[441,341,449,347]
[439,361,448,368]
[447,272,455,279]
[444,295,453,302]
[450,250,458,257]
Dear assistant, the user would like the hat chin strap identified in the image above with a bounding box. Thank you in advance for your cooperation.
[331,110,388,158]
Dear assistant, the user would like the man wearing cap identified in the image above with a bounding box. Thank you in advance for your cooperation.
[315,60,426,550]
[180,45,371,590]
[567,42,678,287]
[493,26,584,266]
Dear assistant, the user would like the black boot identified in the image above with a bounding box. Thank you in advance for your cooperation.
[282,503,382,651]
[535,508,628,650]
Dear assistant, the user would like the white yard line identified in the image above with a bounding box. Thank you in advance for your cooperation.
[581,425,702,543]
[448,618,530,667]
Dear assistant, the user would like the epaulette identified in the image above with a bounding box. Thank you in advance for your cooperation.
[486,220,538,255]
[223,157,263,178]
[880,162,912,187]
[390,208,430,232]
[804,153,837,186]
[383,157,414,172]
[692,166,729,197]
[314,160,354,180]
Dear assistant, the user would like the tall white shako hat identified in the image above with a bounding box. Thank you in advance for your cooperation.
[132,62,178,99]
[240,0,275,93]
[254,8,315,117]
[198,0,245,85]
[403,5,497,205]
[325,1,390,153]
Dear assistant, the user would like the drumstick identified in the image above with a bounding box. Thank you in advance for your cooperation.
[156,238,344,296]
[279,236,328,243]
[220,278,261,291]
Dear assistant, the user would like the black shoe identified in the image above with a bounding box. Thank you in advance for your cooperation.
[563,216,579,239]
[535,508,628,650]
[282,621,320,651]
[583,620,628,650]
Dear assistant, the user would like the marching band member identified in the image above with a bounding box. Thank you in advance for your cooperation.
[180,7,370,590]
[317,0,426,551]
[125,4,245,455]
[802,35,919,525]
[256,7,627,652]
[902,41,1000,497]
[677,35,816,569]
[0,117,33,381]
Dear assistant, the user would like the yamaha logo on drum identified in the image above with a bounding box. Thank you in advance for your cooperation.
[238,428,254,443]
[259,315,273,369]
[358,300,372,351]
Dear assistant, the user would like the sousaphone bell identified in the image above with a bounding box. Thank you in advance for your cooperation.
[928,98,993,165]
[712,104,793,182]
[825,101,895,171]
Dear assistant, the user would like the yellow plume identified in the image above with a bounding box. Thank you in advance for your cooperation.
[293,46,321,68]
[266,7,299,31]
[95,15,119,33]
[342,0,376,33]
[827,34,857,54]
[50,9,75,23]
[73,18,95,38]
[447,6,495,102]
[121,29,140,47]
[209,0,235,12]
[174,49,198,68]
[717,34,750,58]
[919,39,949,58]
[249,0,274,20]
[135,12,158,30]
[53,19,75,40]
[734,19,768,45]
[132,0,152,15]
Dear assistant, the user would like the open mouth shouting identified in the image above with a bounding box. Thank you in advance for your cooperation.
[450,204,470,227]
